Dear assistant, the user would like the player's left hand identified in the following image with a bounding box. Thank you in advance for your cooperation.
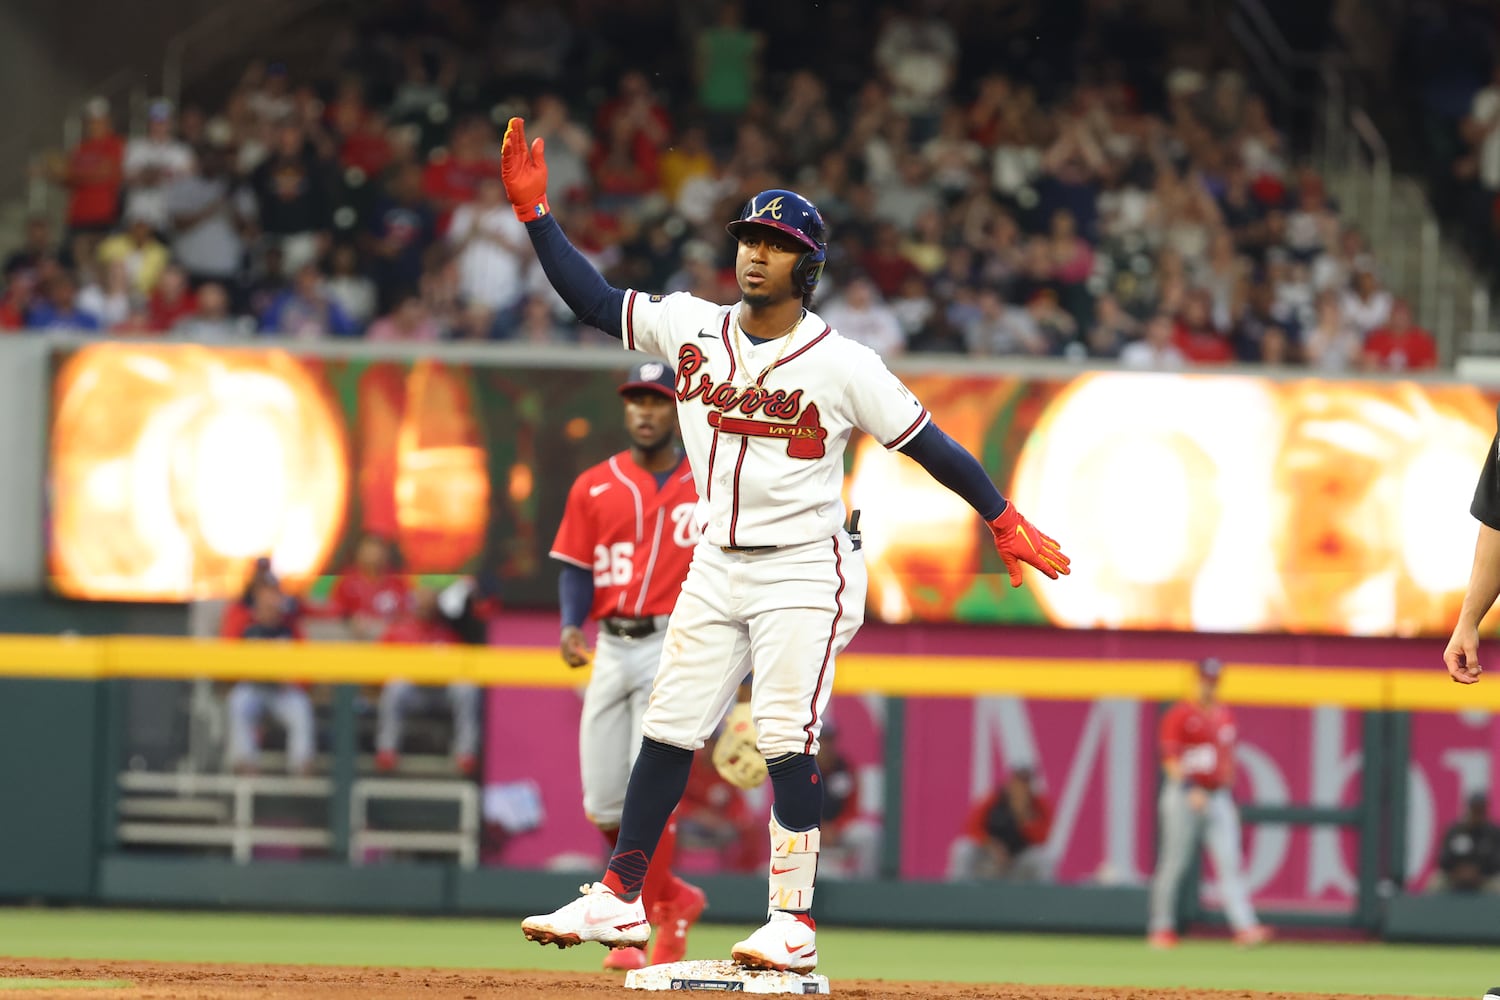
[559,625,592,668]
[987,504,1070,588]
[1445,621,1482,684]
[500,117,550,222]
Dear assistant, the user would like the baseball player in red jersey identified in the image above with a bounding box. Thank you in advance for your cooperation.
[502,117,1068,973]
[1148,658,1270,949]
[550,360,706,970]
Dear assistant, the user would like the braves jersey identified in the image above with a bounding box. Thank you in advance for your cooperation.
[622,293,930,547]
[330,572,411,622]
[1159,700,1237,790]
[551,451,700,619]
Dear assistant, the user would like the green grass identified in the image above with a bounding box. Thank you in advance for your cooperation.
[0,908,1495,997]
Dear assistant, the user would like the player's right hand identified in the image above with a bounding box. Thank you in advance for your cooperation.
[500,117,550,222]
[987,504,1070,588]
[560,625,592,668]
[1445,621,1482,684]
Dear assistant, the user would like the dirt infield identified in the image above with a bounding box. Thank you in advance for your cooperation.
[0,958,1446,1000]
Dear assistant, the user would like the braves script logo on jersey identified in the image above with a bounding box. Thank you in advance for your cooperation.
[675,343,827,459]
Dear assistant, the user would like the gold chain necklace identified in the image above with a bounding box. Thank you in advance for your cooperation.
[733,308,804,386]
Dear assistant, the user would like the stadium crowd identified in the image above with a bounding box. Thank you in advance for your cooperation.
[3,0,1436,370]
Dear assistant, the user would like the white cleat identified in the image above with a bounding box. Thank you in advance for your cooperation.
[521,882,650,951]
[731,910,818,973]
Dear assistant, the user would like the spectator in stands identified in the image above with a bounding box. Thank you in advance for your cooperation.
[820,276,905,358]
[46,97,124,262]
[449,175,528,317]
[97,212,170,297]
[77,260,133,330]
[874,4,958,136]
[1340,267,1393,338]
[330,532,410,641]
[507,294,573,344]
[491,1,574,96]
[946,766,1054,882]
[164,140,256,290]
[1120,313,1187,370]
[225,577,316,776]
[0,273,35,330]
[367,288,442,342]
[25,273,100,332]
[173,281,249,338]
[367,163,436,310]
[1085,293,1139,360]
[259,262,355,337]
[147,265,198,331]
[250,119,332,273]
[1464,64,1500,233]
[1173,289,1232,364]
[964,287,1045,357]
[1428,793,1500,894]
[375,586,481,776]
[123,99,196,233]
[889,273,936,345]
[4,215,55,279]
[1028,288,1082,356]
[324,244,377,329]
[1303,290,1363,372]
[815,723,880,879]
[694,1,761,140]
[1363,300,1439,372]
[525,94,594,204]
[422,117,500,231]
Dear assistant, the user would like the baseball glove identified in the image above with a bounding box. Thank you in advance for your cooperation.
[712,703,768,790]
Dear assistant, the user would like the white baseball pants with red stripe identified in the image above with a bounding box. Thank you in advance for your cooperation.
[643,533,866,758]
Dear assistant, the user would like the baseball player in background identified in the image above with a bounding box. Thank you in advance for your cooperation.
[502,117,1069,973]
[549,360,707,971]
[1148,657,1271,949]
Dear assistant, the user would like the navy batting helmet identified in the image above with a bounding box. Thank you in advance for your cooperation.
[726,189,828,295]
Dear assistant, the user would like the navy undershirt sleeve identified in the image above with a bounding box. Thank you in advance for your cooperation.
[899,422,1009,521]
[524,215,626,338]
[558,563,594,629]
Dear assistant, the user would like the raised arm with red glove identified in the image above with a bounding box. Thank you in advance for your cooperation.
[500,117,550,222]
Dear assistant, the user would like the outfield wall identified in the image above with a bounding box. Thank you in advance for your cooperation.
[2,630,1499,942]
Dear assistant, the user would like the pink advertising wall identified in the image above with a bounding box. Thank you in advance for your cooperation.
[482,613,1493,911]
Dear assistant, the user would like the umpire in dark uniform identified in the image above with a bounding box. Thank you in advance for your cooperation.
[1447,409,1500,684]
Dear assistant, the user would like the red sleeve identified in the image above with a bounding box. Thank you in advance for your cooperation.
[1159,703,1186,761]
[220,603,250,639]
[965,791,1000,841]
[1414,333,1438,369]
[329,576,354,618]
[550,474,597,569]
[1020,794,1053,844]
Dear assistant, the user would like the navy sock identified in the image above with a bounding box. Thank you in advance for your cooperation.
[604,737,693,900]
[767,753,822,831]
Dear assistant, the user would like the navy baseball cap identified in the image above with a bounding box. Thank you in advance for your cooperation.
[619,359,676,399]
[1198,657,1224,680]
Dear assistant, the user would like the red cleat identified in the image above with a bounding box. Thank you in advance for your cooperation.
[1147,930,1178,950]
[603,946,648,971]
[456,753,477,777]
[650,880,707,966]
[374,750,398,773]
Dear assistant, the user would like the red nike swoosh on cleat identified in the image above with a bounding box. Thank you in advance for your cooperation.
[770,865,797,875]
[614,919,648,931]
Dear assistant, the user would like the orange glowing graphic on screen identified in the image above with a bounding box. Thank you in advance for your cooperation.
[848,375,1023,621]
[394,361,489,570]
[1006,374,1494,635]
[50,344,349,601]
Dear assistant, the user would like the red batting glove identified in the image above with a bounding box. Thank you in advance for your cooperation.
[987,504,1070,588]
[500,117,550,222]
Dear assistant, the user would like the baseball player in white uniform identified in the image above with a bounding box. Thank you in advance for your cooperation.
[500,117,1070,973]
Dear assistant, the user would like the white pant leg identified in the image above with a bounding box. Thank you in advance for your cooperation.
[1204,790,1259,932]
[743,534,866,758]
[580,632,666,827]
[377,680,418,754]
[946,837,986,881]
[446,683,481,759]
[226,682,270,769]
[641,547,753,751]
[271,685,315,774]
[1148,783,1203,933]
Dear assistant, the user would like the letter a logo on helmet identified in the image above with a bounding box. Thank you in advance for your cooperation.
[726,188,828,296]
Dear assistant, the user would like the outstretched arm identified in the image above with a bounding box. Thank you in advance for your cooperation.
[899,422,1070,587]
[502,117,624,338]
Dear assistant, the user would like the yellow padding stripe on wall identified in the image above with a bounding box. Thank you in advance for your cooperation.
[0,635,1476,710]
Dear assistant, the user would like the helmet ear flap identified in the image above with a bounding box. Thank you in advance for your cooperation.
[795,250,826,295]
